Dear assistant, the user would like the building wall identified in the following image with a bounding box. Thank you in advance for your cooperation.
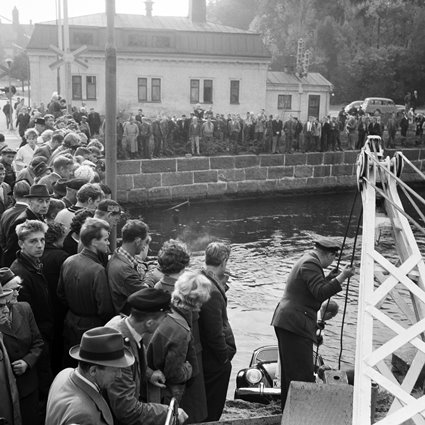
[266,84,330,122]
[28,52,269,116]
[116,149,425,205]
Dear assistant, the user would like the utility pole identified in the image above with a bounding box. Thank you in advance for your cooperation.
[105,0,117,248]
[6,58,14,130]
[63,0,71,112]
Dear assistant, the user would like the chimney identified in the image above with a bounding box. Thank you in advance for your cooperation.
[12,6,19,26]
[189,0,206,24]
[145,1,153,17]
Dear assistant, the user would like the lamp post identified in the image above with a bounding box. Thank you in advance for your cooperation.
[5,58,13,130]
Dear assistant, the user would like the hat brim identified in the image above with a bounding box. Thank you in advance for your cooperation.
[24,194,52,198]
[315,243,340,252]
[0,289,13,299]
[69,345,135,368]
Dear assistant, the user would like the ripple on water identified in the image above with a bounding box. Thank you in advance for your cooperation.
[126,190,425,397]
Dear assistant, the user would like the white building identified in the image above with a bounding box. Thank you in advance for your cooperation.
[266,71,332,122]
[26,0,332,120]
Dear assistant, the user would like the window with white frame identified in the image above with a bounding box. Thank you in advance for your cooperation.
[278,94,292,110]
[86,76,96,100]
[190,78,214,104]
[72,76,82,100]
[137,77,161,102]
[230,80,240,104]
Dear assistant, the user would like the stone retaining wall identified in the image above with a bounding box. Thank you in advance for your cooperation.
[116,148,425,204]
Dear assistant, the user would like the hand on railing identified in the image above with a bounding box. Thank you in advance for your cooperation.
[164,397,188,425]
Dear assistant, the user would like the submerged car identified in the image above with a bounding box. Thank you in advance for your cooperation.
[234,345,325,404]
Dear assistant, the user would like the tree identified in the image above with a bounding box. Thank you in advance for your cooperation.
[207,0,259,30]
[10,52,30,83]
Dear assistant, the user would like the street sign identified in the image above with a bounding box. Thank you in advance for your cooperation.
[48,44,89,70]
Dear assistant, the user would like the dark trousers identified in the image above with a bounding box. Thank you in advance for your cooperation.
[203,361,231,422]
[274,327,314,411]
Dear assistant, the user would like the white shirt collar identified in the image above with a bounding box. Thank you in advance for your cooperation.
[125,317,142,349]
[75,368,100,393]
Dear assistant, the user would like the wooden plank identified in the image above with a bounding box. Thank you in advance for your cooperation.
[376,360,425,425]
[194,415,282,425]
[365,311,425,366]
[371,254,422,305]
[353,182,376,424]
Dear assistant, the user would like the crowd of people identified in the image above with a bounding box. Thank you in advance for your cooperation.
[0,184,236,424]
[3,91,423,166]
[0,93,239,425]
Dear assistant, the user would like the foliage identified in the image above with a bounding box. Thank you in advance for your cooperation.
[206,0,259,29]
[207,0,425,104]
[10,52,30,82]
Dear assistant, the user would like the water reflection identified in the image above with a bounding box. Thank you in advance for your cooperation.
[127,189,425,397]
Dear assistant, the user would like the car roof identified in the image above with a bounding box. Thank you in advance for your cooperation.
[364,97,394,102]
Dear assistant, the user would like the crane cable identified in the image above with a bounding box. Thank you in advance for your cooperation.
[338,208,362,370]
[314,189,361,371]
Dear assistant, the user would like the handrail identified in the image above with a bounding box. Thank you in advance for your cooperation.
[164,397,178,425]
[362,177,425,237]
[364,151,425,208]
[399,153,425,182]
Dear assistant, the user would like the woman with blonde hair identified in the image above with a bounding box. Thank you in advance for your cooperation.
[147,271,211,423]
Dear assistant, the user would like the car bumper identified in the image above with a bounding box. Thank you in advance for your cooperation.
[235,386,281,404]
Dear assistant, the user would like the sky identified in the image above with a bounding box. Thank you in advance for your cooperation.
[0,0,189,25]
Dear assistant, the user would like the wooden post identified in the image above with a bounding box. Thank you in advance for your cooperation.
[63,0,71,113]
[56,0,62,94]
[105,0,117,249]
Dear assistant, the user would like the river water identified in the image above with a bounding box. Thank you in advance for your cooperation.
[127,188,425,398]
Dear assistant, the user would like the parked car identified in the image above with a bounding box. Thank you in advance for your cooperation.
[234,345,324,404]
[344,100,363,114]
[361,97,398,116]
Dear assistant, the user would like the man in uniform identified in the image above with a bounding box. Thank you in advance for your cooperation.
[45,326,135,425]
[271,236,354,410]
[106,287,188,425]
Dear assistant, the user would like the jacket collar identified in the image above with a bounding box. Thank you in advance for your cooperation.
[81,247,104,265]
[70,370,113,425]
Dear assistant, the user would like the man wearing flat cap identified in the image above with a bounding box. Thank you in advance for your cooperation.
[45,326,135,425]
[271,236,355,411]
[106,287,188,425]
[0,147,17,189]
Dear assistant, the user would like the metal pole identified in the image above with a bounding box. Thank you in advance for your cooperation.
[105,0,117,249]
[63,0,71,113]
[8,65,13,130]
[56,0,62,95]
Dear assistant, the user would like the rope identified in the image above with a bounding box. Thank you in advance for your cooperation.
[314,189,359,370]
[338,208,362,370]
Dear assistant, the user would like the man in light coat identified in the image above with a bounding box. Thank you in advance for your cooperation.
[45,327,134,425]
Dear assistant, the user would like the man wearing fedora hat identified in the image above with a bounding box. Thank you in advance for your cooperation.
[271,236,355,411]
[106,287,188,425]
[2,184,51,267]
[46,326,135,425]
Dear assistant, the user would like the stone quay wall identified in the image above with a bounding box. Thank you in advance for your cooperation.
[116,148,425,204]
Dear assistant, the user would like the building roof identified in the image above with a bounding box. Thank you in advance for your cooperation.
[267,71,332,87]
[42,13,254,34]
[27,13,270,60]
